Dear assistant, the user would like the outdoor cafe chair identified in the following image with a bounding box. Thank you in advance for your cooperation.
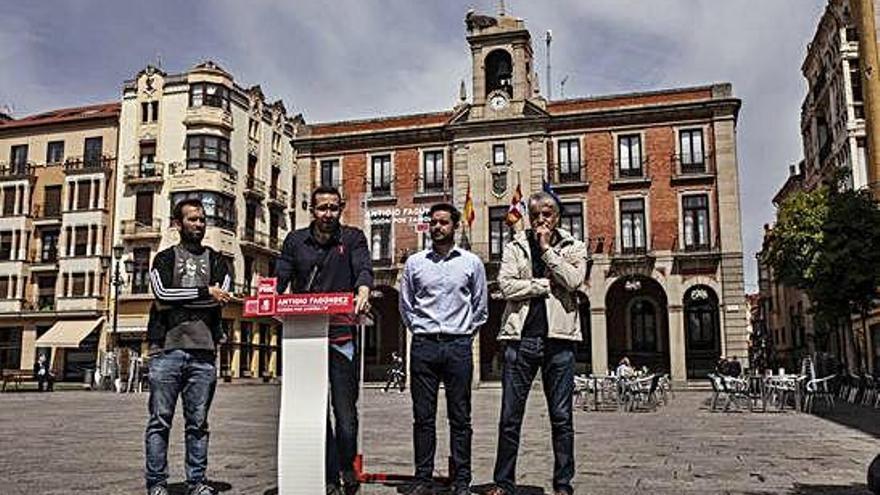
[804,374,836,413]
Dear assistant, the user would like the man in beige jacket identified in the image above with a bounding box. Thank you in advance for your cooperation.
[487,191,588,495]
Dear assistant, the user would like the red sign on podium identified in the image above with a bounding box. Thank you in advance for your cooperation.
[243,292,354,317]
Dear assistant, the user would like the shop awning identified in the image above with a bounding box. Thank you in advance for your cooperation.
[35,318,104,348]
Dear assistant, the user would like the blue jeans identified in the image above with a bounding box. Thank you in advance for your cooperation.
[409,334,473,488]
[145,349,217,489]
[327,346,360,486]
[493,337,575,494]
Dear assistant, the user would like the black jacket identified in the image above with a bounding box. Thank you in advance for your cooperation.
[275,224,373,335]
[146,245,231,346]
[275,224,373,295]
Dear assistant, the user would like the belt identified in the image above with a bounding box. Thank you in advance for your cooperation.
[414,333,471,342]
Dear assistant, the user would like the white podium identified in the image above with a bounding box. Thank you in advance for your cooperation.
[277,314,329,494]
[244,287,354,495]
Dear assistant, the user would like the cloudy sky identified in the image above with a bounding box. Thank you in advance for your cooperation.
[0,0,827,290]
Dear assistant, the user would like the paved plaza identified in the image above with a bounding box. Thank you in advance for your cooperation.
[0,384,878,494]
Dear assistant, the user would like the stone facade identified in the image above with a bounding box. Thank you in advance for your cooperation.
[112,62,300,380]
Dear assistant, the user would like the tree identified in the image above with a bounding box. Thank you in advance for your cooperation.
[765,177,880,371]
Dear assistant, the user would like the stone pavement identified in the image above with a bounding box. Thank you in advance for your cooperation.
[0,384,877,494]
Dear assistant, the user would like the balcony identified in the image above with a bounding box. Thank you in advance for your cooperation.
[121,219,162,241]
[366,180,396,206]
[32,204,62,226]
[547,162,589,194]
[608,237,656,278]
[168,162,238,196]
[413,175,450,202]
[244,175,267,200]
[124,162,165,186]
[671,153,716,184]
[63,156,115,175]
[672,235,721,275]
[240,227,278,255]
[55,296,103,312]
[119,283,154,300]
[267,187,288,209]
[0,299,23,313]
[0,161,35,181]
[184,105,233,131]
[610,158,651,188]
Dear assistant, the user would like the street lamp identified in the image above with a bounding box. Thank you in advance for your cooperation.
[110,245,133,339]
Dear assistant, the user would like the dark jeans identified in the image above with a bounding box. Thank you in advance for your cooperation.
[145,349,217,489]
[327,346,360,486]
[37,373,54,392]
[493,337,575,495]
[410,334,473,488]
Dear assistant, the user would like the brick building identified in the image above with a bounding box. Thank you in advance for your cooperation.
[292,10,748,385]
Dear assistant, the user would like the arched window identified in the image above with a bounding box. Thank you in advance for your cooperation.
[630,298,657,352]
[485,50,513,98]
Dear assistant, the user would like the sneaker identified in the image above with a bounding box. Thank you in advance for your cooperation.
[147,485,169,495]
[187,483,216,495]
[327,484,344,495]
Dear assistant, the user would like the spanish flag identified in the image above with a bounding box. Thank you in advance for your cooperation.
[463,183,475,228]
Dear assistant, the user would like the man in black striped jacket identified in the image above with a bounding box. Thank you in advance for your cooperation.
[144,198,232,495]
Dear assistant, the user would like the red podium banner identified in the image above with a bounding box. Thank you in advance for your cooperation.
[243,292,354,317]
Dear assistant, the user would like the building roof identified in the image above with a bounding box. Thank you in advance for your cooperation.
[301,84,731,139]
[0,102,120,131]
[547,85,719,115]
[307,111,454,137]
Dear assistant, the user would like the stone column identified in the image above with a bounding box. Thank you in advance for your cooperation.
[18,230,26,260]
[72,181,79,211]
[86,226,94,256]
[97,177,105,209]
[16,275,24,299]
[591,309,608,375]
[88,179,95,210]
[667,306,687,382]
[13,184,20,215]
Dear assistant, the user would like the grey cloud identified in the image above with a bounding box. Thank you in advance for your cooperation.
[1,0,828,291]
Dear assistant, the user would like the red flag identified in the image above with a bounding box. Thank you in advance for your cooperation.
[505,183,524,226]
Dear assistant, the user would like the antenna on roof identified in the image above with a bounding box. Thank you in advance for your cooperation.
[156,51,163,69]
[498,0,506,15]
[545,30,553,100]
[560,75,569,99]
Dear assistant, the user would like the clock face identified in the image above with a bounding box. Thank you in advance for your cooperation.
[489,93,509,110]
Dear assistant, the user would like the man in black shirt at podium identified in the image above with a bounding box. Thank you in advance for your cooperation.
[275,185,373,495]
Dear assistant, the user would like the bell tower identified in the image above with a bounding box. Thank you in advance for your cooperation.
[465,8,536,114]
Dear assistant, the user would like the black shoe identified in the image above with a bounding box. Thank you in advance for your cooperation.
[452,486,471,495]
[403,483,434,495]
[327,484,344,495]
